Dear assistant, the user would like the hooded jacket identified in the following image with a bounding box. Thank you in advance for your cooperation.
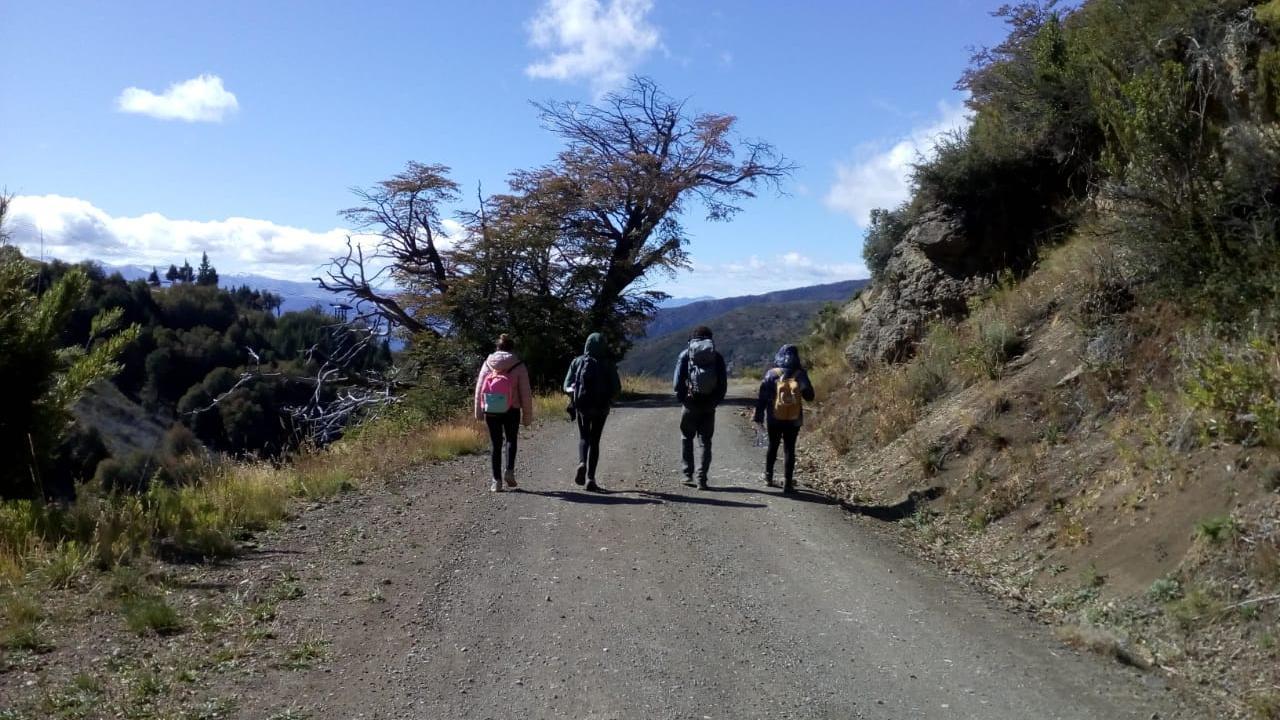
[753,344,816,426]
[673,332,728,408]
[563,333,622,409]
[474,350,534,423]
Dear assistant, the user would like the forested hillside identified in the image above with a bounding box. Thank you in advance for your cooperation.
[0,248,390,499]
[804,1,1280,715]
[642,279,864,339]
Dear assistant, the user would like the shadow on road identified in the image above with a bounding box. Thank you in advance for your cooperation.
[517,489,662,506]
[708,485,842,507]
[841,487,944,521]
[616,393,756,410]
[634,489,766,509]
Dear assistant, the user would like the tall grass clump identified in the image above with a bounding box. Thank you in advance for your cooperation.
[1,593,45,651]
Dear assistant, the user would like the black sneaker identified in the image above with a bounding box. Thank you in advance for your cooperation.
[682,473,695,486]
[697,478,709,491]
[574,463,587,486]
[585,480,602,493]
[782,483,796,494]
[764,474,777,488]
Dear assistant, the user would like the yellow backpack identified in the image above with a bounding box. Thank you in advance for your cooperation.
[772,369,802,421]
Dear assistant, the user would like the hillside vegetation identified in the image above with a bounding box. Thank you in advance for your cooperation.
[640,280,864,339]
[805,2,1280,716]
[621,279,867,377]
[622,299,831,377]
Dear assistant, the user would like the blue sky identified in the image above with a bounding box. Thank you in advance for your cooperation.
[1,1,1008,297]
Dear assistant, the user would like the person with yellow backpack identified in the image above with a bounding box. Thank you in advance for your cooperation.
[752,344,816,493]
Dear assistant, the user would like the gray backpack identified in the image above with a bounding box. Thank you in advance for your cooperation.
[686,338,719,398]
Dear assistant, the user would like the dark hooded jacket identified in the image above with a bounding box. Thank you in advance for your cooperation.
[753,344,816,426]
[563,333,622,410]
[673,332,729,409]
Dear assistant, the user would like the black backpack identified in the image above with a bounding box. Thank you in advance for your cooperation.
[573,355,609,412]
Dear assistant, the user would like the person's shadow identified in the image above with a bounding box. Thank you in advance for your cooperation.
[516,489,662,506]
[633,489,767,509]
[710,485,840,507]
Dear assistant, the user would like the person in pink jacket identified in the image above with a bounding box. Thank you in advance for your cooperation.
[473,334,534,492]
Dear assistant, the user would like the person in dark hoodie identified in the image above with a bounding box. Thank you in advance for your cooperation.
[752,344,816,493]
[474,334,535,493]
[563,332,622,492]
[672,325,728,489]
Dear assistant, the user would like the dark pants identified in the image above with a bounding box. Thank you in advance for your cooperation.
[766,422,801,486]
[680,405,716,481]
[576,410,609,480]
[485,409,521,480]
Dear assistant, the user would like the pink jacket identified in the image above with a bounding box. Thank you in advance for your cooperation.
[473,351,533,424]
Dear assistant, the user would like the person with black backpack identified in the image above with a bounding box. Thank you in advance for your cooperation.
[752,344,815,493]
[672,325,728,489]
[563,332,621,492]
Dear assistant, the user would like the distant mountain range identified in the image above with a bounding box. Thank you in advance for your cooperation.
[104,264,334,314]
[657,295,715,308]
[621,279,869,377]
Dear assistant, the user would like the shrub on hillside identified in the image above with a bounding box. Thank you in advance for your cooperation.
[862,205,912,279]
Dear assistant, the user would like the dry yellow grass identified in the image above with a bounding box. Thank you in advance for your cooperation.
[621,374,671,397]
[535,391,568,422]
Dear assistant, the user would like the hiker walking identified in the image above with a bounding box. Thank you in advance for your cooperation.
[563,332,621,492]
[753,344,815,493]
[474,334,533,493]
[672,325,728,490]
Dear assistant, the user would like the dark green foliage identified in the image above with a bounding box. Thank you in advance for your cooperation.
[3,249,392,494]
[906,0,1280,330]
[0,248,139,498]
[195,252,218,286]
[863,205,912,279]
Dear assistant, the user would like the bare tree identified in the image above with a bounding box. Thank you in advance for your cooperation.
[529,76,794,333]
[317,162,460,335]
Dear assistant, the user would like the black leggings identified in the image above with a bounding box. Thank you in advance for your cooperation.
[766,422,801,484]
[576,410,609,480]
[485,409,521,480]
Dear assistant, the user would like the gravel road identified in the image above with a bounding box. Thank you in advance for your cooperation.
[223,391,1190,719]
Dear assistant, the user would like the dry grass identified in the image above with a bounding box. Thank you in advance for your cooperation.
[621,374,671,397]
[535,391,569,422]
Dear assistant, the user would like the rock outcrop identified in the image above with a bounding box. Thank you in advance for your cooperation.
[846,207,990,366]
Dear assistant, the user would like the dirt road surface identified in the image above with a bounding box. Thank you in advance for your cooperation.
[220,391,1189,719]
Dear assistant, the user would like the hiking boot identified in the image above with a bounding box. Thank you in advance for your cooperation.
[504,469,518,488]
[585,480,602,493]
[574,464,587,486]
[489,479,503,493]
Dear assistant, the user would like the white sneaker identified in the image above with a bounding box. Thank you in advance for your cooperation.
[504,469,517,488]
[489,479,502,493]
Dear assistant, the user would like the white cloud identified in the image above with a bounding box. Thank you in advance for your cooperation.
[824,101,972,228]
[3,195,408,281]
[660,252,867,298]
[116,74,239,122]
[525,0,659,94]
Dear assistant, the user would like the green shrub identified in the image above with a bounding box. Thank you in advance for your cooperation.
[1194,515,1238,545]
[906,324,962,404]
[1183,336,1280,446]
[1,593,45,651]
[120,593,181,636]
[862,204,912,279]
[1147,576,1183,603]
[967,317,1024,379]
